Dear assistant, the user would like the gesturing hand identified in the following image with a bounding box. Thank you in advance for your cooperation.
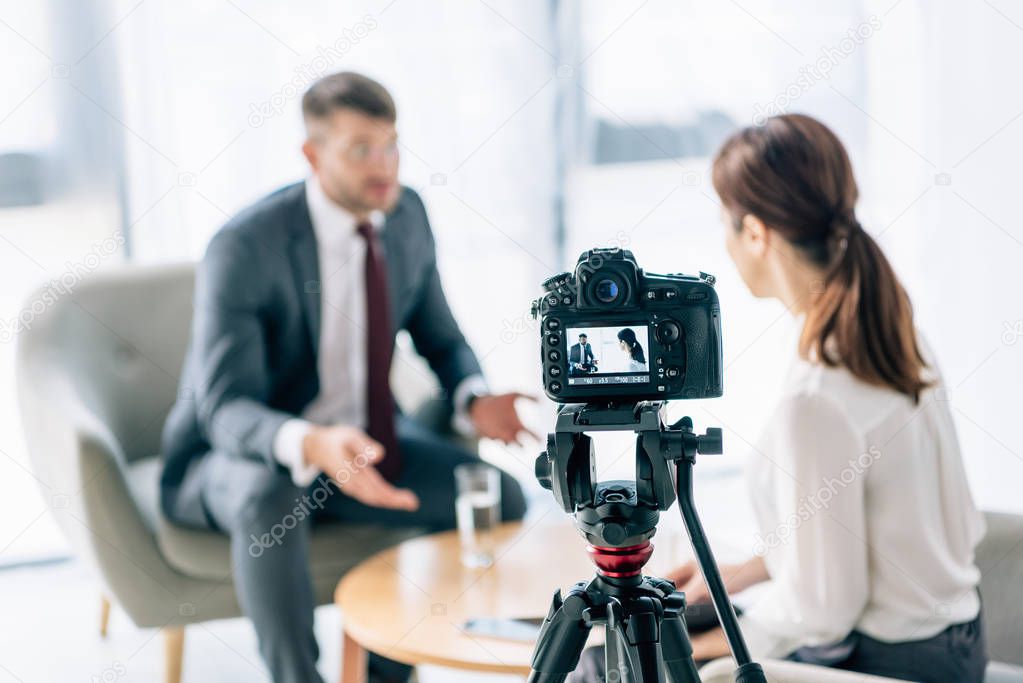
[469,392,540,445]
[302,425,419,511]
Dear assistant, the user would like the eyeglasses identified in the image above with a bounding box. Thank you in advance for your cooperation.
[341,141,399,165]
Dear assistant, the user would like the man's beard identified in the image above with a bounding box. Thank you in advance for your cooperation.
[329,180,396,215]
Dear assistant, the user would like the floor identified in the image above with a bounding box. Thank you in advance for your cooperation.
[0,558,524,683]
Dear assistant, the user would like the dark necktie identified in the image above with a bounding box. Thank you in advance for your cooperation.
[356,222,401,481]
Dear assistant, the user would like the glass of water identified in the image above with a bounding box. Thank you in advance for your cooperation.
[454,462,502,568]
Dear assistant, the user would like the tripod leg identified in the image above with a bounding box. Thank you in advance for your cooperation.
[604,597,665,683]
[656,590,700,683]
[605,626,627,682]
[528,586,594,683]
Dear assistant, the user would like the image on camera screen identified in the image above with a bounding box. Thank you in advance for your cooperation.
[565,325,650,386]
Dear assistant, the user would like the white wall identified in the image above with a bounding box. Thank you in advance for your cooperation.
[866,0,1023,512]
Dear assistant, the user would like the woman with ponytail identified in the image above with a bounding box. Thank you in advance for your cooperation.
[571,115,987,683]
[684,114,986,680]
[616,327,647,370]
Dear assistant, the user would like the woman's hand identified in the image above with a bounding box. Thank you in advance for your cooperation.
[664,556,769,604]
[690,626,731,661]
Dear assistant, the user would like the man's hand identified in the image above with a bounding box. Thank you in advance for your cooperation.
[469,392,539,445]
[302,425,419,511]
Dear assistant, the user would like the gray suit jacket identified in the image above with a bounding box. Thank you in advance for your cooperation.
[159,181,481,520]
[569,342,594,365]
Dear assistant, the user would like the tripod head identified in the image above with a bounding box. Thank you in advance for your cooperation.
[529,401,767,683]
[534,401,722,548]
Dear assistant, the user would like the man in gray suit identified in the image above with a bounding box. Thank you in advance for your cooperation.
[160,72,531,683]
[568,333,596,376]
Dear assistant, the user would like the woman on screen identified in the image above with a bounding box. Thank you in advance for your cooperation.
[573,114,986,683]
[616,328,647,372]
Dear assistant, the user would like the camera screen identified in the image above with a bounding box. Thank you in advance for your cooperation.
[565,325,650,386]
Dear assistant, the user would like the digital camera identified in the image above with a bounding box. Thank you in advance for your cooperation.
[530,249,723,404]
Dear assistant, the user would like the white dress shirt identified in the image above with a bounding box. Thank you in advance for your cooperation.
[273,177,486,486]
[738,332,985,657]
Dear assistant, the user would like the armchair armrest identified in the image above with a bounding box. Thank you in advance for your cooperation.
[70,427,187,617]
[21,380,201,626]
[699,658,904,683]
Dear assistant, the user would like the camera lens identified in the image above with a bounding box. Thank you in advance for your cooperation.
[594,279,620,303]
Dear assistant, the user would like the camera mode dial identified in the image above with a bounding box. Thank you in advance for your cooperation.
[542,272,572,293]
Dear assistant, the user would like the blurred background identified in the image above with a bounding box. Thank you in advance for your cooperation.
[2,0,1021,680]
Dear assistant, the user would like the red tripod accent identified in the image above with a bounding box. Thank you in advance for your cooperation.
[586,541,655,578]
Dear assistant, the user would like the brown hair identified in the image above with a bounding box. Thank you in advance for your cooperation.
[711,113,930,402]
[302,71,396,123]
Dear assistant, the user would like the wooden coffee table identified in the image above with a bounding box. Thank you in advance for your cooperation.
[334,514,693,681]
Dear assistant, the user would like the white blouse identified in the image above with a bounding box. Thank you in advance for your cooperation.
[627,358,648,373]
[738,338,986,658]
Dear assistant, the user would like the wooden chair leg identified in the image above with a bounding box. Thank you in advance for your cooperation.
[164,627,184,683]
[339,629,367,683]
[99,595,112,637]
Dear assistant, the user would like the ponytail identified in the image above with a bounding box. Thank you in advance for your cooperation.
[617,328,647,364]
[712,114,930,402]
[803,216,930,401]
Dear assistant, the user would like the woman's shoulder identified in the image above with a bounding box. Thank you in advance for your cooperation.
[755,376,869,472]
[781,355,910,433]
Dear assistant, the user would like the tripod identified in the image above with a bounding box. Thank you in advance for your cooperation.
[528,402,767,683]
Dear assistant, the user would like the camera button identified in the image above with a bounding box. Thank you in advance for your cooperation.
[561,296,573,305]
[665,289,678,299]
[549,367,561,377]
[548,350,561,362]
[547,334,560,345]
[549,381,562,393]
[666,367,681,378]
[546,319,561,330]
[547,295,559,306]
[645,290,658,300]
[657,384,667,392]
[656,320,682,345]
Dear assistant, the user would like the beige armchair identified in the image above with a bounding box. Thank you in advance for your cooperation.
[16,262,468,682]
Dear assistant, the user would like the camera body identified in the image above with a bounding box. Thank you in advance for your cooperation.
[531,248,723,404]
